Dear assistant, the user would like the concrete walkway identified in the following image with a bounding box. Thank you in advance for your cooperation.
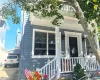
[0,65,4,71]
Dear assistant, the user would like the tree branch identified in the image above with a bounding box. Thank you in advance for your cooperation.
[71,0,100,64]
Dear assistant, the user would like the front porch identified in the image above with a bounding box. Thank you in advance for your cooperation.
[39,57,99,80]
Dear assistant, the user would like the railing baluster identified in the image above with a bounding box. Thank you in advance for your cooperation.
[72,58,73,71]
[51,63,52,77]
[78,57,80,64]
[65,58,66,72]
[53,61,55,75]
[49,64,50,79]
[70,58,71,71]
[67,58,69,72]
[62,58,64,72]
[43,68,44,75]
[46,66,47,75]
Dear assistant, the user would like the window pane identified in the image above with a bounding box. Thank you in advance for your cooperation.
[7,56,17,59]
[34,32,47,55]
[49,33,55,44]
[34,50,47,55]
[35,32,47,43]
[35,43,46,48]
[48,33,55,55]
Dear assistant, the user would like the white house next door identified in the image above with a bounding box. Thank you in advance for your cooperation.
[65,32,83,57]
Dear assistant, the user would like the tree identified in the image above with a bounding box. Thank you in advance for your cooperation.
[1,0,100,63]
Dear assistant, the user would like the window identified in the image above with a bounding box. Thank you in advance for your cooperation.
[34,30,55,55]
[7,56,17,59]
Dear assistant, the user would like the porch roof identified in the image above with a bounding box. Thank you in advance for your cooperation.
[30,14,84,32]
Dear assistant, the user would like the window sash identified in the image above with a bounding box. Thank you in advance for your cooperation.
[34,30,55,56]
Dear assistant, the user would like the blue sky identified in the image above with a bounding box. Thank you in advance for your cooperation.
[5,7,22,50]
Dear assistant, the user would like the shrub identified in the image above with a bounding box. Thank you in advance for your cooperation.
[72,63,87,80]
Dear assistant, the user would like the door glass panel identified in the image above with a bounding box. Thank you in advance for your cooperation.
[69,37,78,57]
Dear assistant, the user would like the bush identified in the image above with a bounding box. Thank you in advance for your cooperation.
[72,63,87,80]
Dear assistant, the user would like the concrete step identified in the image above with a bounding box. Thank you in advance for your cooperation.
[60,73,73,80]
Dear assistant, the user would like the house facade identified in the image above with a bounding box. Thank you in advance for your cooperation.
[19,5,97,80]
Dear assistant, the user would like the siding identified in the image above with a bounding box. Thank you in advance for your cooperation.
[19,19,55,80]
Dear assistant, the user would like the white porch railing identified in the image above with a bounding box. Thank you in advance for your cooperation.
[39,58,57,80]
[61,57,99,73]
[38,57,99,80]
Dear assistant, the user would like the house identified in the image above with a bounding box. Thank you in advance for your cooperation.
[19,5,98,80]
[16,29,22,48]
[7,29,21,57]
[0,18,8,66]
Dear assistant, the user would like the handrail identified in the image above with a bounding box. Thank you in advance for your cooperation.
[39,58,56,71]
[38,58,57,80]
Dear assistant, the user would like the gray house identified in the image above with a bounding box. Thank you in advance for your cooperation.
[19,5,97,80]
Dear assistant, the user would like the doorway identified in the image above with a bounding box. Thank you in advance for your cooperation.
[69,37,78,57]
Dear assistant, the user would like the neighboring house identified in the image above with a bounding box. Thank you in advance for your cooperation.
[7,48,20,60]
[0,18,8,65]
[19,5,97,80]
[16,29,22,48]
[7,29,21,56]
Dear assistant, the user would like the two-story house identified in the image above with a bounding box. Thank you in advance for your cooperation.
[19,5,98,80]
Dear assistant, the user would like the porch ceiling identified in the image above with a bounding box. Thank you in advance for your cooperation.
[30,14,84,32]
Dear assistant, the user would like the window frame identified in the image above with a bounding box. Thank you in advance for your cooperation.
[32,29,56,58]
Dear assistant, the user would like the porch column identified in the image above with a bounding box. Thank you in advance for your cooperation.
[84,35,87,56]
[95,25,99,50]
[55,26,61,79]
[78,35,83,57]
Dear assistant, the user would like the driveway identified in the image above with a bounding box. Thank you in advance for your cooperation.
[0,67,19,80]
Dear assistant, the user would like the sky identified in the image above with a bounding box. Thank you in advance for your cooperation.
[5,7,22,50]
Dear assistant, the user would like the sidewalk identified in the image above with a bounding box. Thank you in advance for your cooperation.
[0,64,4,71]
[0,65,9,78]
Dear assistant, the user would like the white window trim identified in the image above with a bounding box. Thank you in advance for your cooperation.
[32,29,56,58]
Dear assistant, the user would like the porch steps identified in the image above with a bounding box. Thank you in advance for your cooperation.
[50,73,73,80]
[60,73,73,79]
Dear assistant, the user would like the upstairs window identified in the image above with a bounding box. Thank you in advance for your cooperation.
[34,30,55,55]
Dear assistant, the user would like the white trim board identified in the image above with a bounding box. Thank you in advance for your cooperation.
[31,55,55,58]
[64,31,83,57]
[32,29,56,58]
[30,14,84,31]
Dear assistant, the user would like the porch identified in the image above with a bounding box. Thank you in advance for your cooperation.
[39,57,99,80]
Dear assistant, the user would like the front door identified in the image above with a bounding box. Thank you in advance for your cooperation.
[69,37,78,57]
